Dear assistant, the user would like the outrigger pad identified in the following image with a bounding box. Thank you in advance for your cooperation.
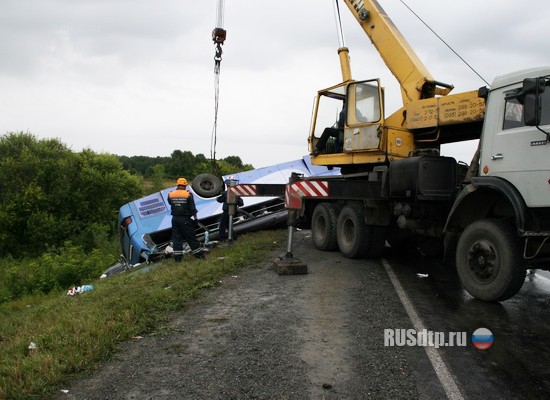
[273,256,308,275]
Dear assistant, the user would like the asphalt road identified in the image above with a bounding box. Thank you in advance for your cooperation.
[383,247,550,399]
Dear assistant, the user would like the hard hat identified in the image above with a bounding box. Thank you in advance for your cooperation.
[176,177,188,186]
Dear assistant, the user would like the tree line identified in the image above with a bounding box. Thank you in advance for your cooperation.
[0,132,253,259]
[119,151,253,180]
[0,132,142,258]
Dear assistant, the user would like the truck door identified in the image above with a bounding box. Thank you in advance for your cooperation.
[480,83,550,207]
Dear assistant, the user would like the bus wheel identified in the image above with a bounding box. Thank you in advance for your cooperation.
[192,174,223,198]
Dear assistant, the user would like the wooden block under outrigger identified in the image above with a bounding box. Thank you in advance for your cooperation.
[273,255,308,275]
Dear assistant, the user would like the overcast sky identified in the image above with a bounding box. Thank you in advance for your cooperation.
[1,0,549,168]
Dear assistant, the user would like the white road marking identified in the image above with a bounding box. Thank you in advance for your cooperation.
[381,258,465,400]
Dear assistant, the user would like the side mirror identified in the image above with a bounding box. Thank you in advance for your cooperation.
[522,78,545,96]
[521,77,546,126]
[506,77,546,104]
[524,93,541,126]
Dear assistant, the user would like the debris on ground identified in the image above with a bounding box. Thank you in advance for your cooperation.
[67,285,94,296]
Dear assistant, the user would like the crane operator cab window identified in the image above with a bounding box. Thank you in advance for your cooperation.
[348,82,381,125]
[311,87,347,155]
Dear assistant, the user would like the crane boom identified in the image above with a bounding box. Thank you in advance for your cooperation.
[342,0,453,105]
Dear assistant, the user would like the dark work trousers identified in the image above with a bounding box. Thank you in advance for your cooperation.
[315,127,343,154]
[172,216,202,261]
[218,211,237,241]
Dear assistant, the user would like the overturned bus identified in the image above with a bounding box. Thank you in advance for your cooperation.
[113,156,339,269]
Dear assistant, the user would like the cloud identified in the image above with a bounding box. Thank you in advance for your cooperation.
[1,0,549,168]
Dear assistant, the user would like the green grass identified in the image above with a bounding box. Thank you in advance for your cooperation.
[0,230,286,400]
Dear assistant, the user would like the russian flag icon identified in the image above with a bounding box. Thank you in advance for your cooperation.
[472,328,494,350]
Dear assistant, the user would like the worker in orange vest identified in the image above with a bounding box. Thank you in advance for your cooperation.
[168,178,206,261]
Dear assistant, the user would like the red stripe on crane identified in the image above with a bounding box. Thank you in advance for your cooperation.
[290,181,329,197]
[230,184,257,196]
[285,180,329,209]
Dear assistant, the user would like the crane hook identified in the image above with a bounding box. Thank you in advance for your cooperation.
[212,28,226,73]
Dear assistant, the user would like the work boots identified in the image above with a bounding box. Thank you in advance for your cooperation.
[193,246,209,259]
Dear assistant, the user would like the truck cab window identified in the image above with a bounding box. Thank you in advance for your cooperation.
[503,98,524,130]
[503,88,550,130]
[539,89,550,126]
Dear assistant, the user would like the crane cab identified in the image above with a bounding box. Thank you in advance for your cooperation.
[310,78,416,172]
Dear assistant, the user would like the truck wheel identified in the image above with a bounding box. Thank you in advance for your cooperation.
[456,219,526,302]
[311,203,340,251]
[191,173,223,198]
[337,203,369,258]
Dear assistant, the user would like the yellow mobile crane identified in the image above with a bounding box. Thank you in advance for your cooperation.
[226,0,550,302]
[310,0,485,172]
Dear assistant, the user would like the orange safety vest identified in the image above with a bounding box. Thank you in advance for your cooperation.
[168,189,196,217]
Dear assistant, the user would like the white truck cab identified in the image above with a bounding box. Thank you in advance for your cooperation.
[480,67,550,208]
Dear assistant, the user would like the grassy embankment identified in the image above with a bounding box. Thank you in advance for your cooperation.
[0,229,286,400]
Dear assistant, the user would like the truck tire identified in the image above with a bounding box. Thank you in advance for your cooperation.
[456,219,526,302]
[311,203,340,251]
[337,203,369,258]
[192,173,223,198]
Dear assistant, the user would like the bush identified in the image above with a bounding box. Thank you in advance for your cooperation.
[0,240,117,303]
[0,132,142,258]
